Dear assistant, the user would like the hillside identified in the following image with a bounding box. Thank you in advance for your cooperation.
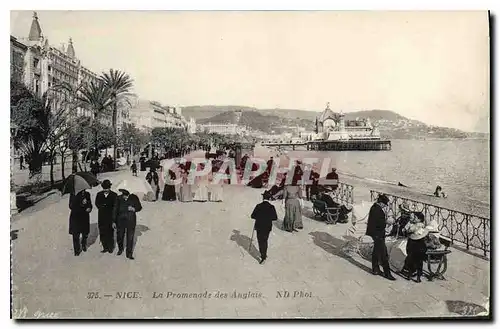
[183,106,489,139]
[197,110,315,133]
[182,106,257,121]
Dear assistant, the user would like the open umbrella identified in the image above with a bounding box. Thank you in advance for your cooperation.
[61,172,100,195]
[115,177,153,195]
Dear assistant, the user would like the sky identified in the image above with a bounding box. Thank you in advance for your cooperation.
[10,10,490,132]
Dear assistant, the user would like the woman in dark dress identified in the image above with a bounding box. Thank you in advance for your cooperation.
[162,169,177,201]
[401,212,428,282]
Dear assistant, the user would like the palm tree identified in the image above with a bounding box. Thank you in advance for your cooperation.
[100,69,134,169]
[78,81,114,160]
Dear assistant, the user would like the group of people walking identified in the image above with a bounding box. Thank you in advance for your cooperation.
[141,162,224,203]
[68,179,142,260]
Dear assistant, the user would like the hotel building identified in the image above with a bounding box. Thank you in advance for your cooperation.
[10,12,128,126]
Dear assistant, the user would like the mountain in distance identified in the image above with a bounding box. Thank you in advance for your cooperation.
[182,105,258,121]
[182,106,489,139]
[195,110,316,134]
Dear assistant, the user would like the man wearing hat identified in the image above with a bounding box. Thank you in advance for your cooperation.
[95,180,118,253]
[250,191,278,264]
[113,188,143,260]
[324,167,339,192]
[366,194,396,281]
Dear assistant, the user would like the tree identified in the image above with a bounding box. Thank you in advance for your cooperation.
[57,137,70,180]
[51,81,86,173]
[100,69,134,169]
[152,127,192,154]
[119,123,149,160]
[77,80,114,157]
[67,117,116,171]
[11,80,78,184]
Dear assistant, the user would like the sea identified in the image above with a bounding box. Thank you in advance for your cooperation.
[256,139,490,209]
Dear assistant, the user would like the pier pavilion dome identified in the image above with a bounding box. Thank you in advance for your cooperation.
[316,102,339,133]
[318,102,336,123]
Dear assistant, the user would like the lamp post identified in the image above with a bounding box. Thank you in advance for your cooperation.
[11,124,18,215]
[126,139,131,165]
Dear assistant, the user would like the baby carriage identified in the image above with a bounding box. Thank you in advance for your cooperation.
[341,203,452,281]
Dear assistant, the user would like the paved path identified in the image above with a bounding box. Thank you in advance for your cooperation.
[11,170,489,319]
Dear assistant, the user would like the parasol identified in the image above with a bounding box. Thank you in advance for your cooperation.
[115,177,153,195]
[61,172,100,195]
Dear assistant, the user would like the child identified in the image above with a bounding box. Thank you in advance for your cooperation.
[131,160,138,176]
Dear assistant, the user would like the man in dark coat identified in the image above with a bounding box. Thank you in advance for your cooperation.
[139,156,147,171]
[266,157,275,174]
[365,194,396,280]
[318,192,352,223]
[325,167,339,191]
[90,160,100,177]
[113,189,143,260]
[250,191,278,264]
[69,189,93,256]
[95,180,118,253]
[306,169,320,200]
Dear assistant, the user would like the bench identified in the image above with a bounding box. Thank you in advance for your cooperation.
[312,198,341,224]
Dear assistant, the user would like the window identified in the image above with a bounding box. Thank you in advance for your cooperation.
[48,65,52,72]
[33,58,39,68]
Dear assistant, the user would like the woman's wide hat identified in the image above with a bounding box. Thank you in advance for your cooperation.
[409,227,429,241]
[399,201,411,213]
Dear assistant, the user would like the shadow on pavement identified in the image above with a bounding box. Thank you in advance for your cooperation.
[87,223,99,248]
[445,300,488,316]
[309,231,373,275]
[230,229,260,262]
[273,219,286,231]
[134,224,150,247]
[302,207,318,221]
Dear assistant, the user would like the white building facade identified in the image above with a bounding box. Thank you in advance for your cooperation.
[128,99,188,132]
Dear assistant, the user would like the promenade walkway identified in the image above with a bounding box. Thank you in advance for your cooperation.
[11,169,489,318]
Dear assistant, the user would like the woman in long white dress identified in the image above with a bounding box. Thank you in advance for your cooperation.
[193,164,209,202]
[208,170,223,202]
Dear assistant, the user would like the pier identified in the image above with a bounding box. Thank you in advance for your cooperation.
[307,140,391,151]
[261,140,392,151]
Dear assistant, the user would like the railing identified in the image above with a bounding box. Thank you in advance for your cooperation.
[370,190,490,257]
[332,182,354,206]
